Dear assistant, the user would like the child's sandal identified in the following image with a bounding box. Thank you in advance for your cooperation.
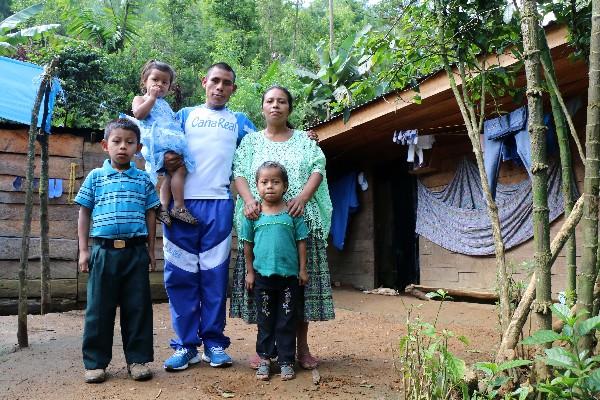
[170,207,198,225]
[280,364,295,381]
[156,205,171,226]
[255,359,270,381]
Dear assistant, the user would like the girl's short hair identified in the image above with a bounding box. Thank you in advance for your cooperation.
[255,161,289,185]
[140,60,175,93]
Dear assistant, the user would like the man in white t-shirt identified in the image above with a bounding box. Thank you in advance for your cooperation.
[162,63,256,371]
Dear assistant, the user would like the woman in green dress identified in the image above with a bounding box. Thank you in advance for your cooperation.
[230,86,334,369]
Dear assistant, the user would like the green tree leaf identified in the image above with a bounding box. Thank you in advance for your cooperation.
[521,330,563,345]
[544,347,578,369]
[574,315,600,337]
[583,367,600,391]
[551,303,573,322]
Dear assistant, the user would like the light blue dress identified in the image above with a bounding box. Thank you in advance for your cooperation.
[136,98,195,184]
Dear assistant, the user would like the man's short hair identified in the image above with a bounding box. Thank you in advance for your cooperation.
[206,62,236,83]
[104,118,141,143]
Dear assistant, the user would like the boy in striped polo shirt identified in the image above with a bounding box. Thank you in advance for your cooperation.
[75,118,160,384]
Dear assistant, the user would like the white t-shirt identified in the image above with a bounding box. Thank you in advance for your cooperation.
[176,105,255,199]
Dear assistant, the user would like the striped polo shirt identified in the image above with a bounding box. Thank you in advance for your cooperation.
[75,159,160,239]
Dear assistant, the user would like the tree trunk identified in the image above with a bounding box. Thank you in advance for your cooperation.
[593,273,600,316]
[39,132,51,314]
[291,0,300,60]
[434,1,511,333]
[539,31,577,303]
[521,0,553,380]
[328,0,334,53]
[496,195,584,362]
[577,0,600,352]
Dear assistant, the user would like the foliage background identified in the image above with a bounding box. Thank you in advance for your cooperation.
[1,0,590,130]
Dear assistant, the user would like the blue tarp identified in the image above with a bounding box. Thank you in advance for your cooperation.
[0,56,62,132]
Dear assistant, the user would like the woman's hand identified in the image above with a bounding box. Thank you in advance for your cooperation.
[287,196,306,217]
[243,199,261,220]
[306,129,319,143]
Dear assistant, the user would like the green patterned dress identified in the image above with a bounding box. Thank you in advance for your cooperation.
[229,130,335,322]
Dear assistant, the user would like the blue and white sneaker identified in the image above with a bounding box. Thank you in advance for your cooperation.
[201,346,233,368]
[163,347,201,371]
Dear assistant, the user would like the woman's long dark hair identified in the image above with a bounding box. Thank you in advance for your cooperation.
[262,85,294,129]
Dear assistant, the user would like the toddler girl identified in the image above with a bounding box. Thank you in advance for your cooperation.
[239,161,309,381]
[131,60,196,225]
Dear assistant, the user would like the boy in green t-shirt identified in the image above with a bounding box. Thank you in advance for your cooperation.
[240,161,308,382]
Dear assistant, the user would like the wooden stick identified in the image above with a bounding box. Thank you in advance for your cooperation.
[406,284,497,302]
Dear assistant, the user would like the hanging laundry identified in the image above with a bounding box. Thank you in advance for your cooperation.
[357,171,368,191]
[48,178,64,199]
[12,176,23,191]
[329,171,360,251]
[392,130,436,166]
[483,106,558,199]
[407,135,435,166]
[396,129,417,145]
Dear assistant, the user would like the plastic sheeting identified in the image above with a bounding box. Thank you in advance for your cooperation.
[416,158,567,255]
[0,56,62,132]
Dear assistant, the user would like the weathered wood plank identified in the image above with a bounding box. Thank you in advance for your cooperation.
[0,130,84,158]
[0,191,78,205]
[0,279,77,299]
[77,272,166,301]
[0,237,77,260]
[0,298,78,315]
[0,219,78,239]
[0,203,78,221]
[0,153,83,180]
[0,259,76,279]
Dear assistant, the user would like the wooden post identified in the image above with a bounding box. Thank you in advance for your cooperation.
[39,79,53,315]
[17,58,59,348]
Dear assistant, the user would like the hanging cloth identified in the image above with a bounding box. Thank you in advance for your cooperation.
[329,171,360,250]
[416,157,568,256]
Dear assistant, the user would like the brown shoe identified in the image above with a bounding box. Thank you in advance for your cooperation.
[170,207,198,225]
[84,368,106,383]
[128,363,153,381]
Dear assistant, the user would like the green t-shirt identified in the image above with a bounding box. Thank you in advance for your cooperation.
[239,211,309,277]
[233,130,332,242]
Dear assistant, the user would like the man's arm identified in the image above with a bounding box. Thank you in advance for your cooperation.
[77,207,92,273]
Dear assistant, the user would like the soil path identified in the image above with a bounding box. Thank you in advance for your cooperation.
[0,289,499,400]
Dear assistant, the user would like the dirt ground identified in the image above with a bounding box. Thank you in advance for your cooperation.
[0,288,501,400]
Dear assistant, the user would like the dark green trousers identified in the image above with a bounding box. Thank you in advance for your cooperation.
[82,243,153,370]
